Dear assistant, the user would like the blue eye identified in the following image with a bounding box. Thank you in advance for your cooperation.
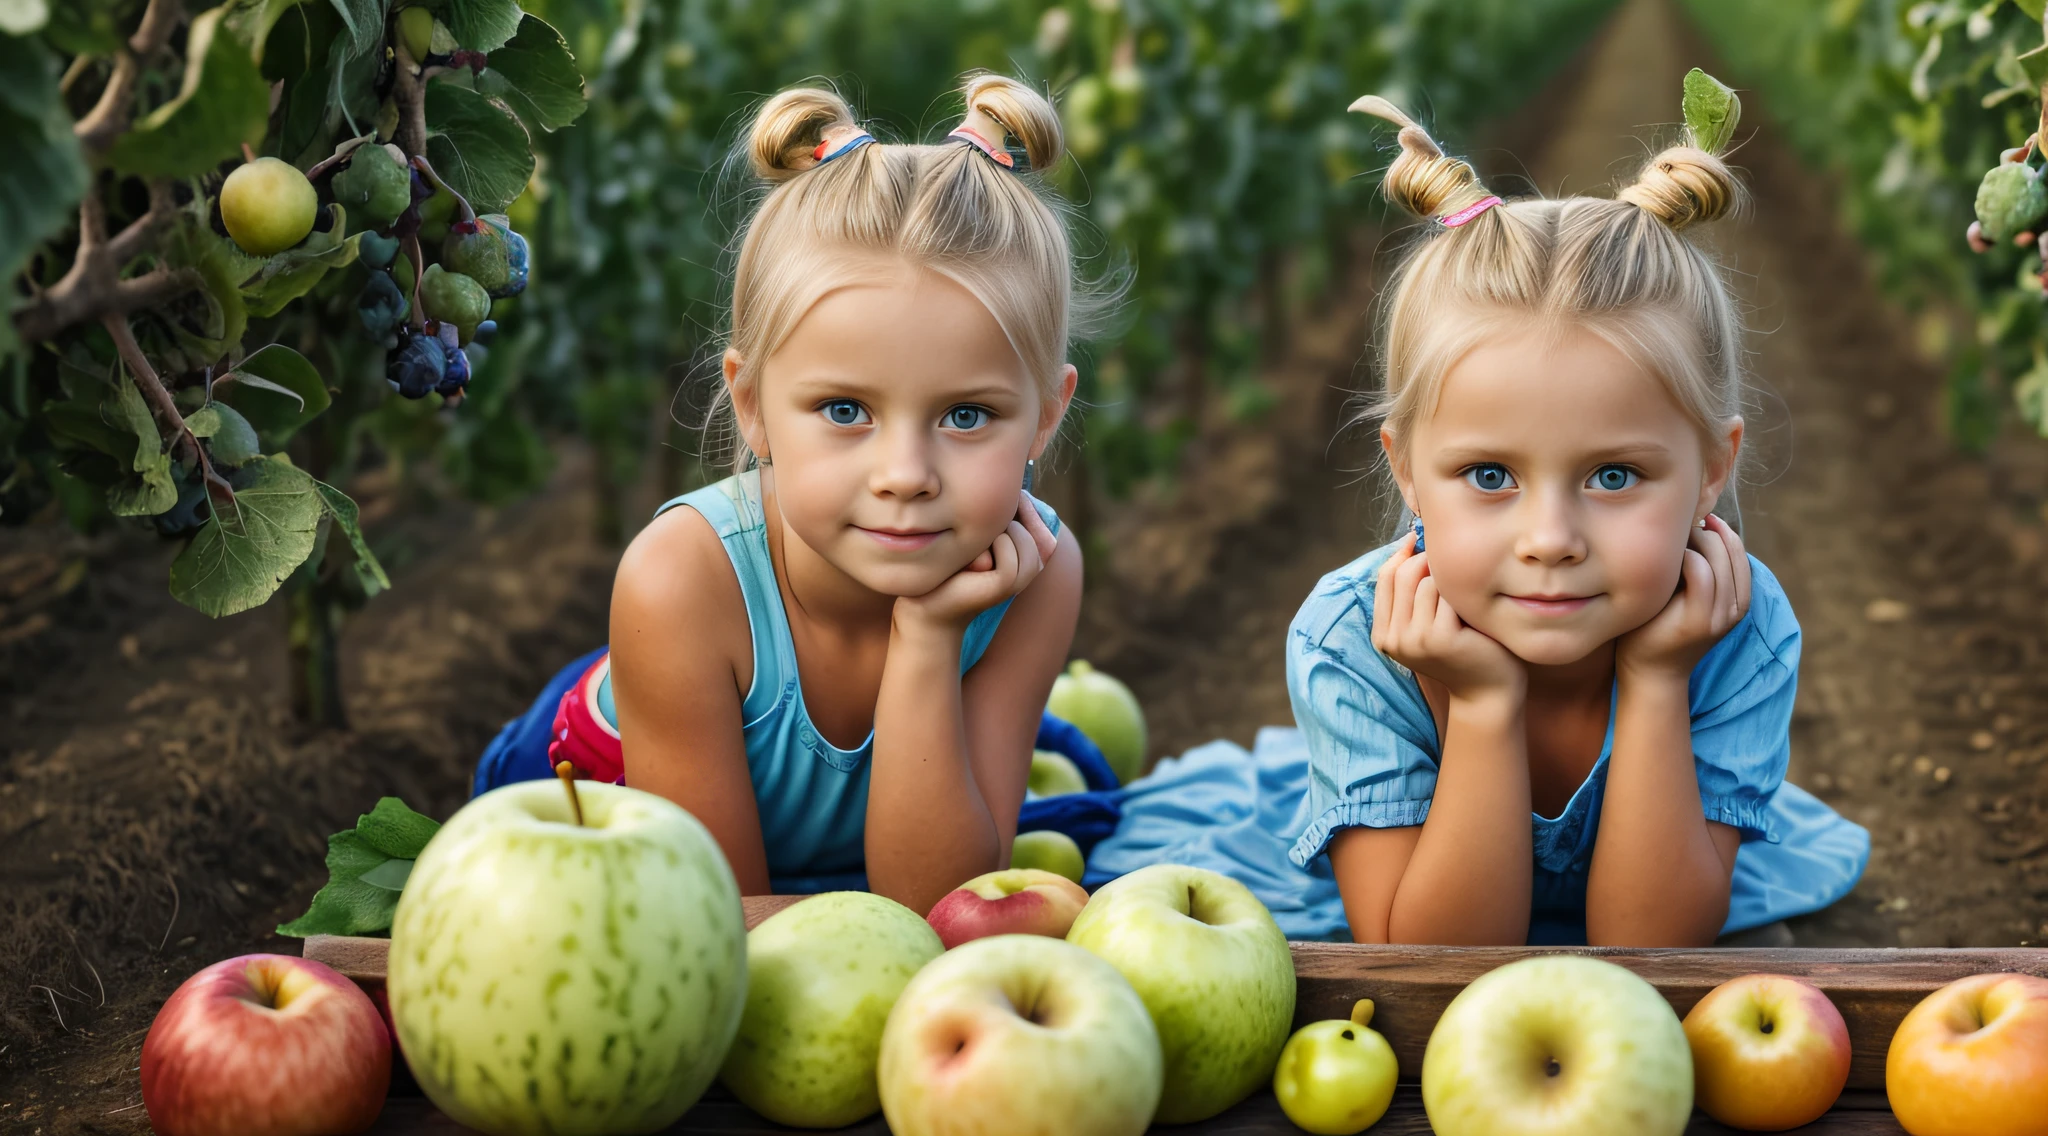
[944,405,990,430]
[1589,465,1638,491]
[822,400,868,426]
[1462,464,1515,492]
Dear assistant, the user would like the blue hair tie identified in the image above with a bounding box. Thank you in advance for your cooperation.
[812,131,874,166]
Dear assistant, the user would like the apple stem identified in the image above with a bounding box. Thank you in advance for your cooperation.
[1351,998,1375,1029]
[554,760,585,826]
[240,142,257,165]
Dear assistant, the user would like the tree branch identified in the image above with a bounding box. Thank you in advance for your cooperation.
[393,39,428,158]
[102,312,228,500]
[12,181,193,345]
[75,0,186,155]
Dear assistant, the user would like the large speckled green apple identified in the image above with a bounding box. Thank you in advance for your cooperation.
[219,157,317,257]
[1422,955,1693,1136]
[878,935,1162,1136]
[1065,864,1294,1123]
[718,892,943,1128]
[387,780,747,1136]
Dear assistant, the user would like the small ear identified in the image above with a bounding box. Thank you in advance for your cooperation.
[1380,427,1418,515]
[725,349,771,461]
[1031,364,1078,459]
[1698,415,1744,518]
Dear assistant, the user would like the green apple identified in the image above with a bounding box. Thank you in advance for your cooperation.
[219,157,317,257]
[718,892,942,1128]
[1273,999,1398,1135]
[1028,749,1087,797]
[1010,829,1085,883]
[387,780,747,1136]
[1423,955,1692,1136]
[1047,660,1147,784]
[878,934,1162,1136]
[1065,863,1294,1123]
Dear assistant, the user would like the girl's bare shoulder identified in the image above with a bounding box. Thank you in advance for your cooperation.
[610,502,748,643]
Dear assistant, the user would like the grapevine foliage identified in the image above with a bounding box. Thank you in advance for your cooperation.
[2,0,586,625]
[1683,0,2048,447]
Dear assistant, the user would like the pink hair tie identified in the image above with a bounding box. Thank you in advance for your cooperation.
[1436,195,1502,229]
[948,126,1016,169]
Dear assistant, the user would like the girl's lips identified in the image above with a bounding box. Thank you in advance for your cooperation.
[1508,594,1594,615]
[857,526,942,552]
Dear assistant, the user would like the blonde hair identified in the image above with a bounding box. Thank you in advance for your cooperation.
[716,75,1083,469]
[1352,96,1752,523]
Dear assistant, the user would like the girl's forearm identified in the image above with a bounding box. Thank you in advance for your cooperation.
[1586,675,1731,946]
[1387,695,1534,945]
[865,620,1001,915]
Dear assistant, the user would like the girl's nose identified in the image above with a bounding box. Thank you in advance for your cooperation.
[1515,494,1587,565]
[869,426,940,500]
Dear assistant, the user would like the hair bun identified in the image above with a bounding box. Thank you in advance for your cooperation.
[1615,145,1743,231]
[1349,95,1493,222]
[960,74,1063,173]
[748,87,859,182]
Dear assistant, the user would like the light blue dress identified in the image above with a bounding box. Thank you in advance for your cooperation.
[596,470,1061,893]
[1086,538,1870,943]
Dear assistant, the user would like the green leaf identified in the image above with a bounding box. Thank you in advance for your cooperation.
[217,343,330,438]
[356,797,439,857]
[0,0,49,36]
[2020,42,2048,88]
[275,799,437,937]
[326,0,389,61]
[103,7,271,178]
[275,830,400,936]
[242,206,362,318]
[430,0,521,53]
[188,402,262,465]
[159,210,258,364]
[2014,0,2045,22]
[103,368,177,516]
[0,34,89,348]
[357,858,414,890]
[476,15,588,134]
[314,478,390,595]
[221,0,309,60]
[1681,68,1741,155]
[169,455,322,616]
[425,83,535,214]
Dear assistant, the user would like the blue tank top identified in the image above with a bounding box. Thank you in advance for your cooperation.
[594,470,1061,886]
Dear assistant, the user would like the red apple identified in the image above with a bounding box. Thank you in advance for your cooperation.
[1682,973,1849,1131]
[926,868,1088,949]
[1887,972,2048,1136]
[142,954,390,1136]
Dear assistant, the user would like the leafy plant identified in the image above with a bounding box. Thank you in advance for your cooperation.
[4,0,585,725]
[277,796,441,937]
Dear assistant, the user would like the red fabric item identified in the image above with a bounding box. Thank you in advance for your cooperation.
[548,652,626,784]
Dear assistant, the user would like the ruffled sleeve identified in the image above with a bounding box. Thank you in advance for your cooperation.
[1284,545,1443,867]
[1686,554,1802,844]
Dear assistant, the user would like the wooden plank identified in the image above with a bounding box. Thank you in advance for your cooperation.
[1291,944,2048,1092]
[368,1088,1905,1134]
[306,896,809,981]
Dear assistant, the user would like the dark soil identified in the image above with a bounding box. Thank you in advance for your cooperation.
[6,1,2048,1132]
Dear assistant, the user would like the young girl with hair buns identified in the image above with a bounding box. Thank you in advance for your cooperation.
[474,76,1103,918]
[1089,89,1868,947]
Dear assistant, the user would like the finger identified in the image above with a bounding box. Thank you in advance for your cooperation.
[1378,545,1419,649]
[1373,537,1414,644]
[1678,548,1713,633]
[1709,514,1751,619]
[1691,520,1735,629]
[1005,519,1041,592]
[989,530,1020,584]
[1409,575,1441,654]
[970,548,995,573]
[1017,491,1058,563]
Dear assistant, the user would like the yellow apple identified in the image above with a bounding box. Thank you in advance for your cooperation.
[1887,972,2048,1136]
[1683,973,1849,1131]
[1273,998,1397,1135]
[219,157,317,257]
